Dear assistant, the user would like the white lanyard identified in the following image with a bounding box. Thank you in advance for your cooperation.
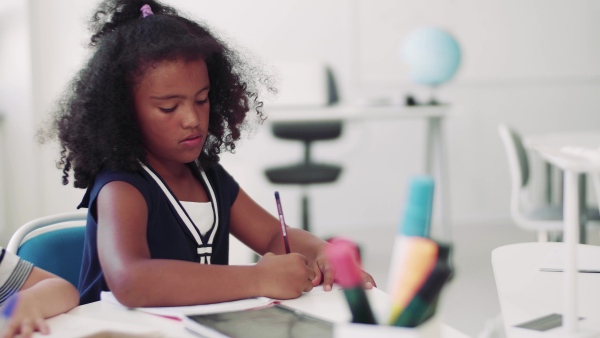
[141,163,219,264]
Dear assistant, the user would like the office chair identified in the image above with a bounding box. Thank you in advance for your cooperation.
[7,210,87,287]
[498,124,600,242]
[265,67,343,232]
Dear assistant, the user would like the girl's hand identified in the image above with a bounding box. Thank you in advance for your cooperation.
[310,253,377,291]
[255,252,316,299]
[0,294,50,338]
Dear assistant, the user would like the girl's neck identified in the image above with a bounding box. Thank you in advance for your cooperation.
[145,156,192,182]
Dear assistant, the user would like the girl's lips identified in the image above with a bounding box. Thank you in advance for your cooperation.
[181,135,203,147]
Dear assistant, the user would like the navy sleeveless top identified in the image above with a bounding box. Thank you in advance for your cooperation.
[77,162,239,305]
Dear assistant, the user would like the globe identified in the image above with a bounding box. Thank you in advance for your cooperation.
[401,27,462,87]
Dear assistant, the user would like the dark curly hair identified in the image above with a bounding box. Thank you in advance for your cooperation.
[46,0,271,188]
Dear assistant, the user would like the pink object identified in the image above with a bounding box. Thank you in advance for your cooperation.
[325,241,362,288]
[140,4,154,18]
[327,237,361,264]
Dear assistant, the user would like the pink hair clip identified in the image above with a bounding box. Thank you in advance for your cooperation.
[140,4,154,18]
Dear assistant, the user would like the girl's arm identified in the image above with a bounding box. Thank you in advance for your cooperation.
[96,181,315,308]
[1,267,79,338]
[229,189,376,291]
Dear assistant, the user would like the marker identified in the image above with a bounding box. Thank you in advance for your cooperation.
[386,176,435,294]
[325,241,377,325]
[391,263,451,327]
[274,192,291,254]
[387,237,438,324]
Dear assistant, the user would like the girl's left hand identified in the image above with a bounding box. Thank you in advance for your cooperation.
[0,294,50,338]
[310,254,377,291]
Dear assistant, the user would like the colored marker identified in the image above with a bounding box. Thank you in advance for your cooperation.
[386,176,435,293]
[325,241,377,325]
[274,192,291,254]
[387,237,438,324]
[391,263,451,327]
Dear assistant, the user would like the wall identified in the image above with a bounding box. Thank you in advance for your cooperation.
[0,1,40,241]
[1,0,600,243]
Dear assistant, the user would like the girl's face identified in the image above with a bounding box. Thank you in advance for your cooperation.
[133,58,210,168]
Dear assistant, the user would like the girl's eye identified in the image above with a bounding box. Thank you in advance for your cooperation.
[159,106,177,113]
[196,98,209,105]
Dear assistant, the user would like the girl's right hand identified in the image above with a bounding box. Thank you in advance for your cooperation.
[255,252,316,299]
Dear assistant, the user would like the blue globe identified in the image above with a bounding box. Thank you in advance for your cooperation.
[402,27,462,86]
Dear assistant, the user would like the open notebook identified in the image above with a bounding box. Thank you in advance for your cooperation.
[100,284,340,320]
[539,245,600,273]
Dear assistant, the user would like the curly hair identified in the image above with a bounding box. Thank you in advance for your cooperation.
[46,0,271,188]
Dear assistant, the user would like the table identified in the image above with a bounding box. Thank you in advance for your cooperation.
[266,104,453,246]
[524,130,600,243]
[492,243,600,337]
[532,139,600,334]
[34,288,469,337]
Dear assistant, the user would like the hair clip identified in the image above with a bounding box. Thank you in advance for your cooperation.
[140,4,154,18]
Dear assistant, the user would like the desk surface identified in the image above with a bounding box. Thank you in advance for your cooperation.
[492,243,600,337]
[525,130,600,150]
[35,288,469,338]
[525,130,600,172]
[264,104,449,122]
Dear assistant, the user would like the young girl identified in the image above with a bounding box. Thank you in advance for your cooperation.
[48,0,375,307]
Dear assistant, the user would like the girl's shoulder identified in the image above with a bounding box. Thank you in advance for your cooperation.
[78,167,153,209]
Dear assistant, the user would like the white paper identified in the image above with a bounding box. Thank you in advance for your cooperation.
[100,292,273,319]
[539,245,600,273]
[33,313,162,338]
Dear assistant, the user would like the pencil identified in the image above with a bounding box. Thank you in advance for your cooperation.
[274,191,291,254]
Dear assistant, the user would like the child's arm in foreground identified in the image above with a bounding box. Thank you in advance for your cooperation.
[230,189,376,292]
[96,182,316,308]
[1,267,79,338]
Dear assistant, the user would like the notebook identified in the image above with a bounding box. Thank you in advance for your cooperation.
[539,245,600,273]
[182,303,334,338]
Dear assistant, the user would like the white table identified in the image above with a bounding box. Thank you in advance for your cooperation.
[524,131,600,242]
[35,288,469,337]
[492,243,600,337]
[266,104,453,246]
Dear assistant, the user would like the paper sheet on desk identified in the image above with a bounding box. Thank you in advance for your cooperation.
[539,245,600,272]
[100,285,339,319]
[33,313,161,338]
[101,292,272,319]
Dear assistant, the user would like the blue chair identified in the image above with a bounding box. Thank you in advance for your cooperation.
[6,210,87,287]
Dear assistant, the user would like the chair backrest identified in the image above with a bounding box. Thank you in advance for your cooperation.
[498,124,530,188]
[7,210,87,287]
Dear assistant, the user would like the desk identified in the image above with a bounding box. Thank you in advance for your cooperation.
[524,131,600,242]
[267,104,453,245]
[35,288,469,337]
[492,243,600,337]
[533,141,600,334]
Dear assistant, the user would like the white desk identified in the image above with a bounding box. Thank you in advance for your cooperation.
[524,131,600,234]
[35,288,468,337]
[532,139,600,334]
[266,104,453,245]
[492,243,600,337]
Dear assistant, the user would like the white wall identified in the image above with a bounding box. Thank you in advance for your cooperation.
[2,0,600,243]
[0,1,40,242]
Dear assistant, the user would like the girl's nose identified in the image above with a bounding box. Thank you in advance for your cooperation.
[181,104,200,128]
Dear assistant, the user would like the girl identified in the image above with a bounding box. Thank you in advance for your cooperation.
[48,0,374,307]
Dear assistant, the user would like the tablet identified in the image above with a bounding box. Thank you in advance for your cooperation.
[183,304,334,338]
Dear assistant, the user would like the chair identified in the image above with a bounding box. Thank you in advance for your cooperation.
[497,124,600,242]
[7,210,87,287]
[265,66,343,232]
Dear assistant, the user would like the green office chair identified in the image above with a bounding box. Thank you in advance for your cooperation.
[7,210,87,287]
